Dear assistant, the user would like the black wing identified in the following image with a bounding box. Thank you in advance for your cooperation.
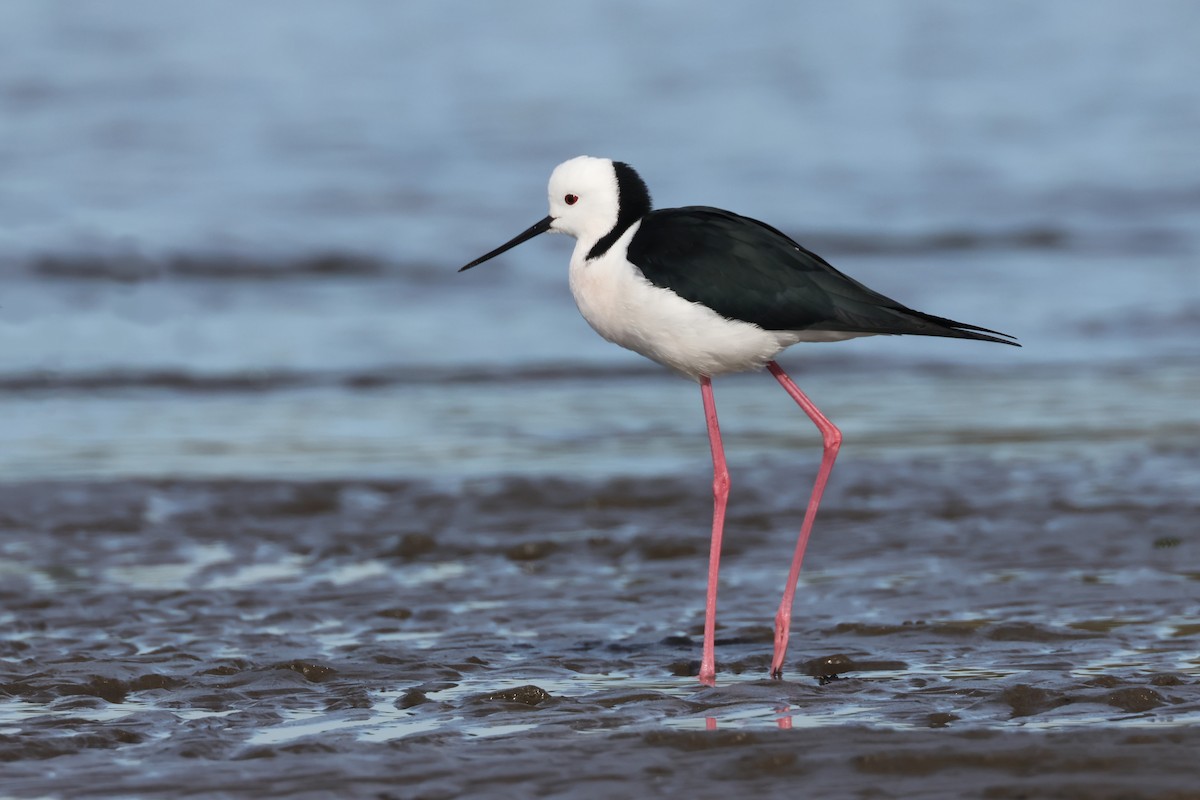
[625,207,1018,345]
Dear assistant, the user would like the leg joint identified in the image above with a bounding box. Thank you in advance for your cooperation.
[826,424,843,450]
[712,468,731,497]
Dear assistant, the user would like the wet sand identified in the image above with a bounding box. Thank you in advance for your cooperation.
[2,448,1197,798]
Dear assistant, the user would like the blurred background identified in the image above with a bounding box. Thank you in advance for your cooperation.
[1,0,1197,481]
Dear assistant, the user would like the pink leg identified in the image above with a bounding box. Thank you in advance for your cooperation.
[766,360,842,678]
[698,376,729,686]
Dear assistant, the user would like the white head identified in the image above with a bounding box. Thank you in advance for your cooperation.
[459,156,652,272]
[546,156,623,241]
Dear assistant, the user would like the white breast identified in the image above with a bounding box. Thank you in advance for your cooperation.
[567,222,802,380]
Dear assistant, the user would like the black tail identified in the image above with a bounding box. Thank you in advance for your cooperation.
[904,309,1021,346]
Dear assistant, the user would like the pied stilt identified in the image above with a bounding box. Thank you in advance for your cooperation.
[460,156,1018,685]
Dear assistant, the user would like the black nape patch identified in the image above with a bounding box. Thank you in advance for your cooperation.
[586,161,654,261]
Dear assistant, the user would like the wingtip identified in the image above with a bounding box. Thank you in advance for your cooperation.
[969,329,1021,347]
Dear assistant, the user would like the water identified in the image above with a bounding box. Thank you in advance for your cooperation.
[1,1,1199,797]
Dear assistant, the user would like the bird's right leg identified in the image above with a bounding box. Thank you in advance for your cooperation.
[766,360,842,679]
[698,375,729,686]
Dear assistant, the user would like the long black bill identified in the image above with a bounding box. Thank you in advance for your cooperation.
[459,215,554,272]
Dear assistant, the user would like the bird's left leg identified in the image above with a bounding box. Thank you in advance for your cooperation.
[766,360,842,679]
[698,375,729,686]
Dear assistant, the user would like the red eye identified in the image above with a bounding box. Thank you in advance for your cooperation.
[564,194,578,205]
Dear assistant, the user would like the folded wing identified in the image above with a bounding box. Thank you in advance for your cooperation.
[626,207,1018,346]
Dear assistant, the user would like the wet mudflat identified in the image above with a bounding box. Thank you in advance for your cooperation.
[2,446,1197,798]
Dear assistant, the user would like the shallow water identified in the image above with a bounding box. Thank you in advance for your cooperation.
[2,451,1198,797]
[2,1,1200,797]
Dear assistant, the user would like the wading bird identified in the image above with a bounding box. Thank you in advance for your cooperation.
[460,156,1018,684]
